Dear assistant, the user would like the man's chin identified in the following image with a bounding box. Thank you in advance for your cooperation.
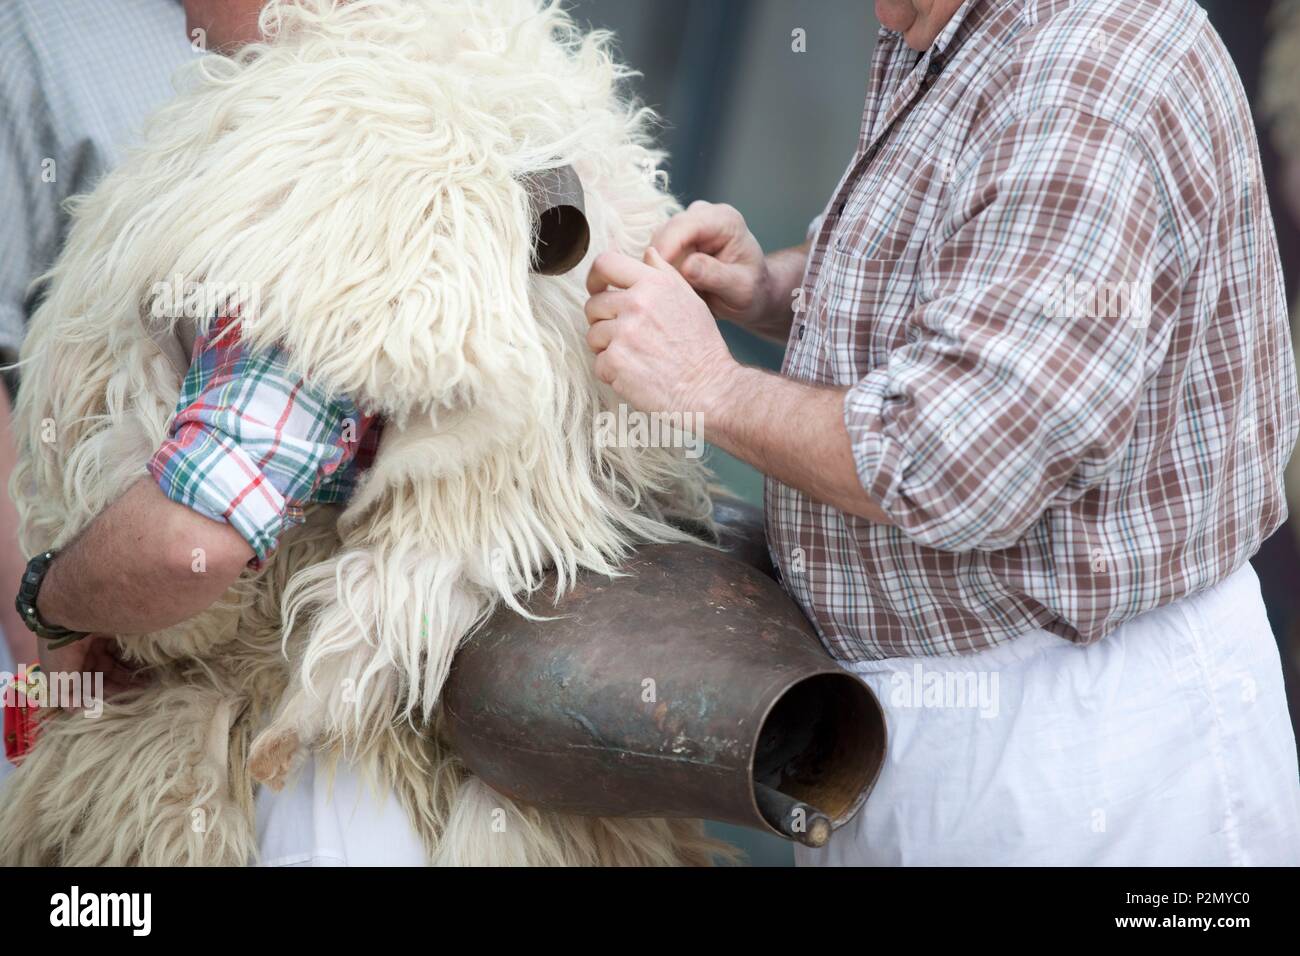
[874,0,918,36]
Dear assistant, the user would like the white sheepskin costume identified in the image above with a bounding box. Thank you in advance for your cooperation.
[0,0,726,866]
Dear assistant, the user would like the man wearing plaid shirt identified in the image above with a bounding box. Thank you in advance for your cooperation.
[23,1,342,670]
[587,0,1300,864]
[24,0,430,866]
[36,308,423,866]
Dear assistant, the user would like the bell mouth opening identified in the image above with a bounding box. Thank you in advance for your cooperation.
[531,204,590,275]
[750,672,886,847]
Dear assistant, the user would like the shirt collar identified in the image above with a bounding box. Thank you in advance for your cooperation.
[931,0,983,58]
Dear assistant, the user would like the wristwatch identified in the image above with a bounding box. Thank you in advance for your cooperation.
[15,550,87,649]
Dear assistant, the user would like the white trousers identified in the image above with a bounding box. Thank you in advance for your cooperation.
[796,562,1300,866]
[256,756,426,867]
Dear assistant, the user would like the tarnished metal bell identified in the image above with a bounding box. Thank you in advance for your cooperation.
[442,500,887,847]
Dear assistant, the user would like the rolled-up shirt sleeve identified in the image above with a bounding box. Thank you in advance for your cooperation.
[148,319,371,564]
[845,107,1171,553]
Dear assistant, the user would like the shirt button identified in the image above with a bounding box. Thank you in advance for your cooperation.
[907,327,920,343]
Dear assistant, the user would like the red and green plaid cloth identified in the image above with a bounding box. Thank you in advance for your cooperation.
[147,315,380,566]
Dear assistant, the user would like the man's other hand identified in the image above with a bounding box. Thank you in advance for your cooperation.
[38,635,150,705]
[650,201,773,329]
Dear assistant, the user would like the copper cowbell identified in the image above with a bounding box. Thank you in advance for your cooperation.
[442,499,888,848]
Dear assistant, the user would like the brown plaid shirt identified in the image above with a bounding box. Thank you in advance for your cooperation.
[766,0,1299,661]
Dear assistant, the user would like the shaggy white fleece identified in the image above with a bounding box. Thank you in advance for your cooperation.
[0,0,725,866]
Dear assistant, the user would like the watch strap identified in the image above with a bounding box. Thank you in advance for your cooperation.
[15,550,86,646]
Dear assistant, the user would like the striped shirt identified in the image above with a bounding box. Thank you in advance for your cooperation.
[0,0,195,365]
[766,0,1300,660]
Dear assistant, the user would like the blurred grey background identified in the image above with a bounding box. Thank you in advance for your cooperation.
[568,0,878,866]
[570,0,877,503]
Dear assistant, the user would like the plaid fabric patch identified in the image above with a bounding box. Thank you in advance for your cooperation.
[766,0,1299,660]
[148,315,378,564]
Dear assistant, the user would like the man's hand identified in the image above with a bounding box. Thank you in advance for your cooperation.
[651,201,773,326]
[585,247,741,417]
[38,635,149,703]
[650,201,810,343]
[583,245,889,527]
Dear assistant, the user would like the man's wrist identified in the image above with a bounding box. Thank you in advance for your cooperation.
[694,362,769,458]
[756,263,788,325]
[750,246,809,340]
[18,550,86,644]
[33,558,63,628]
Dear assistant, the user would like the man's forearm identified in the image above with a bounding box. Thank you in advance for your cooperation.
[36,476,253,634]
[745,242,810,344]
[698,364,889,524]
